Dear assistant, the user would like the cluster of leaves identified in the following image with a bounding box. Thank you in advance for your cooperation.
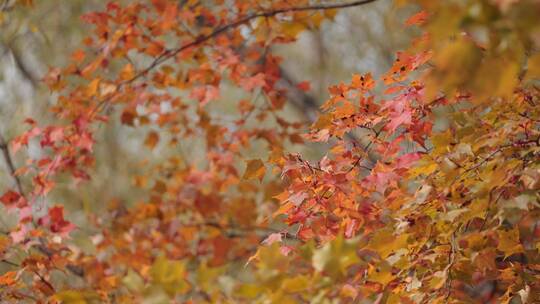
[0,0,539,303]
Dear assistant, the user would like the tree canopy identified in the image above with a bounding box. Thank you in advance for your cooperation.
[0,0,539,303]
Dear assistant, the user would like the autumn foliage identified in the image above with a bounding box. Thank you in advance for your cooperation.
[0,0,540,303]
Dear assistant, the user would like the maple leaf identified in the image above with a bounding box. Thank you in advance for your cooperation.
[0,190,21,207]
[10,224,29,243]
[296,81,311,92]
[119,63,134,81]
[351,73,374,91]
[190,85,220,106]
[3,1,539,302]
[497,229,523,258]
[243,159,266,182]
[71,49,86,63]
[240,73,266,92]
[405,11,429,26]
[0,271,17,286]
[120,108,137,126]
[39,206,75,236]
[144,131,159,149]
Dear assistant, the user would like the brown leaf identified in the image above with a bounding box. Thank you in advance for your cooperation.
[144,131,159,149]
[243,159,266,182]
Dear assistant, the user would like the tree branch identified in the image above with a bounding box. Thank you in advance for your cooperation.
[127,0,379,84]
[279,68,379,163]
[92,0,380,115]
[0,134,24,196]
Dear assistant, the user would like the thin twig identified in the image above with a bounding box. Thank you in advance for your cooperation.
[0,259,19,267]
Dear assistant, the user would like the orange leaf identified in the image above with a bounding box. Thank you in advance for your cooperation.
[296,81,311,92]
[80,57,103,78]
[120,63,135,81]
[86,78,100,96]
[405,11,428,26]
[0,271,17,286]
[145,131,159,149]
[351,73,374,91]
[71,49,86,63]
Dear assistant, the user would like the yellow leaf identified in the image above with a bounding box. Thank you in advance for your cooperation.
[497,228,523,258]
[52,290,100,304]
[235,284,263,299]
[473,57,519,101]
[323,8,338,19]
[150,255,190,295]
[367,263,394,286]
[431,131,452,155]
[52,291,86,304]
[409,161,437,177]
[366,229,409,259]
[310,12,325,28]
[281,275,309,293]
[197,262,225,291]
[243,159,266,182]
[281,22,306,37]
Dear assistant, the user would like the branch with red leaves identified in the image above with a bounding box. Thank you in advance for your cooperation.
[89,0,381,116]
